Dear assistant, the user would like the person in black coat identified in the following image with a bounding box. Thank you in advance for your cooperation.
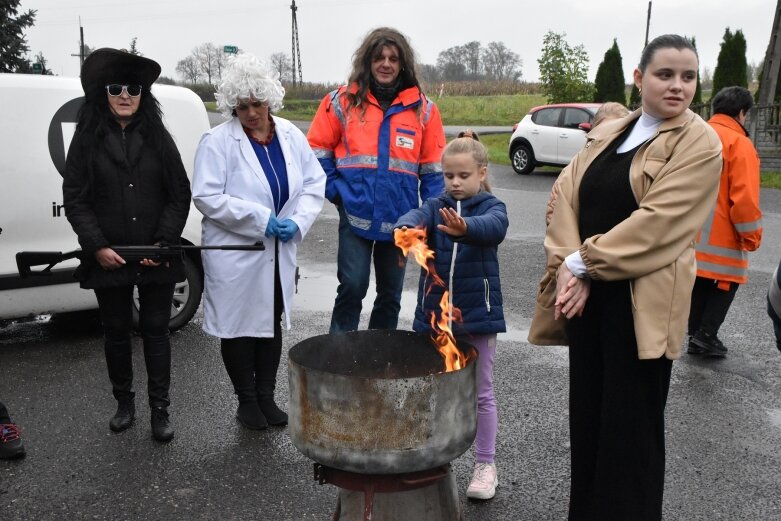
[63,49,191,442]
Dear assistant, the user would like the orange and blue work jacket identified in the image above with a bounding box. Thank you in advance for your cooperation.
[695,113,763,286]
[307,83,445,241]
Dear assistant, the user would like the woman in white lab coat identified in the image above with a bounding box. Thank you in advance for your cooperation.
[192,53,325,430]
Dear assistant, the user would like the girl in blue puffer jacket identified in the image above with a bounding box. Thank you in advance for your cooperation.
[394,130,508,500]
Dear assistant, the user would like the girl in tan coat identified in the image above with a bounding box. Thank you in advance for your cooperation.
[530,34,723,520]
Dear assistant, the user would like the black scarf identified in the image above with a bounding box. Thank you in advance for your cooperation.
[369,77,401,112]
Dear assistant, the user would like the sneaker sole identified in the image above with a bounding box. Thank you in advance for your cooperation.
[466,480,498,500]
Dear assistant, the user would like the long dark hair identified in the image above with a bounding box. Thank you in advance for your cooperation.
[344,27,421,114]
[74,85,177,162]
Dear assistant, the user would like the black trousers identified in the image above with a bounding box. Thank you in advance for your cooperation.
[220,254,284,396]
[0,400,9,423]
[566,280,673,521]
[94,283,175,408]
[688,276,739,337]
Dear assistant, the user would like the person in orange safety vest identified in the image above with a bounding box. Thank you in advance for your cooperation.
[307,27,445,334]
[688,86,763,357]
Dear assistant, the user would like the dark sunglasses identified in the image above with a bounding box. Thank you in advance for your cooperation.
[105,84,143,97]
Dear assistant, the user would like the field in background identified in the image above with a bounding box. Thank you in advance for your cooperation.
[203,97,781,185]
[206,93,546,127]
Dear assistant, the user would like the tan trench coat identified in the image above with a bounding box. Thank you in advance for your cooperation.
[530,108,723,360]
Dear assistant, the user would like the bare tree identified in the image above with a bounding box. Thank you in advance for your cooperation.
[194,43,220,84]
[482,41,522,80]
[213,47,225,83]
[33,50,52,74]
[176,56,200,84]
[701,66,713,90]
[462,41,481,77]
[269,52,292,82]
[436,45,467,81]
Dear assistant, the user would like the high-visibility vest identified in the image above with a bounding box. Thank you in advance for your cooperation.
[307,83,445,241]
[695,114,762,286]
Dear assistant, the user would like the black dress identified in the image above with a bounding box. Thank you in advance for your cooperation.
[565,126,674,521]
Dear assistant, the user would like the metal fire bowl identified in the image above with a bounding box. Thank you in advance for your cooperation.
[288,330,478,475]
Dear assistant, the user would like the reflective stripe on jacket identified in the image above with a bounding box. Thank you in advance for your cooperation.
[307,83,445,241]
[695,114,762,285]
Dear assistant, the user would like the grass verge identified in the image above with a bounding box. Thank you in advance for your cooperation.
[762,172,781,189]
[203,98,781,189]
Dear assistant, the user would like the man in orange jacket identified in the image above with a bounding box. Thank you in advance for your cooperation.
[307,27,445,334]
[688,86,763,357]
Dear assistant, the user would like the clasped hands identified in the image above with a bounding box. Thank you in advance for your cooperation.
[554,262,591,320]
[265,215,298,242]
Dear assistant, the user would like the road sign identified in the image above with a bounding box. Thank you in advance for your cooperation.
[32,63,43,74]
[223,45,238,54]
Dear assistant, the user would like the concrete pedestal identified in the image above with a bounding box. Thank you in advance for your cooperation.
[335,466,462,521]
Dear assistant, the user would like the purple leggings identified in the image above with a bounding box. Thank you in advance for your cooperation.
[469,333,497,463]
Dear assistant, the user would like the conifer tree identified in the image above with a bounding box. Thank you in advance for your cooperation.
[0,0,37,73]
[712,28,749,97]
[629,85,640,108]
[690,37,703,104]
[593,39,626,103]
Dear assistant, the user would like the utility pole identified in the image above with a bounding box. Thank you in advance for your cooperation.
[645,1,652,47]
[70,17,86,69]
[758,0,781,104]
[291,0,303,86]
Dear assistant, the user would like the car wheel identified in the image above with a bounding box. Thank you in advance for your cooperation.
[132,255,203,332]
[511,144,535,175]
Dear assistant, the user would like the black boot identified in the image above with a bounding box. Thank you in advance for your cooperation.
[103,334,136,431]
[151,406,174,442]
[109,398,135,432]
[222,339,268,430]
[255,339,288,426]
[142,330,171,411]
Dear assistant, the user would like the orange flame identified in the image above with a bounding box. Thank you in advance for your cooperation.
[394,227,470,372]
[394,227,444,287]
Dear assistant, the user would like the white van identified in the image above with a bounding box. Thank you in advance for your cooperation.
[0,73,209,330]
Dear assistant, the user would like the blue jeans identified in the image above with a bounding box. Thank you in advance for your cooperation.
[330,206,407,333]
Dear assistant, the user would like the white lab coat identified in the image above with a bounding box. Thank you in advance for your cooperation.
[192,116,325,338]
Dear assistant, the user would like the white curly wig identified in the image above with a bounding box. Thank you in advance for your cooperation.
[215,53,285,118]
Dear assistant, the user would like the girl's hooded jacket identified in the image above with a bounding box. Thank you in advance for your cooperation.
[395,192,508,336]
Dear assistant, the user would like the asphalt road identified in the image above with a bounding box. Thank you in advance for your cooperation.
[2,164,781,520]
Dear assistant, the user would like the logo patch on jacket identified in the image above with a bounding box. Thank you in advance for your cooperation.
[395,135,415,149]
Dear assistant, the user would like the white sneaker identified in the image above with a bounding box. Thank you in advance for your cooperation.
[466,462,498,500]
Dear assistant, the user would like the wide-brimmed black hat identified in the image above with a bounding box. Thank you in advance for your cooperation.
[80,48,161,95]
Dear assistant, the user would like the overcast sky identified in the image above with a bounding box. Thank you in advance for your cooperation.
[18,0,777,87]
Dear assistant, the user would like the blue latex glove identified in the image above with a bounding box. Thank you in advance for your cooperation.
[265,215,280,238]
[277,219,299,243]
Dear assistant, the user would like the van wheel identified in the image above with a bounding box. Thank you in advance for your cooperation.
[132,255,203,332]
